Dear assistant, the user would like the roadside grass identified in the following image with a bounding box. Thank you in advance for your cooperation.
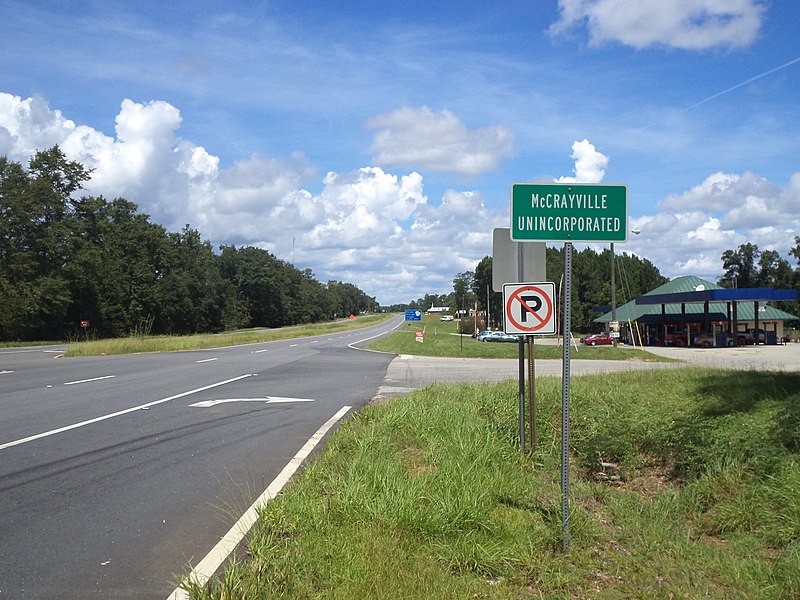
[367,317,672,361]
[63,314,395,357]
[180,368,800,599]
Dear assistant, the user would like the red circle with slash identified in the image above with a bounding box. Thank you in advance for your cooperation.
[505,285,554,333]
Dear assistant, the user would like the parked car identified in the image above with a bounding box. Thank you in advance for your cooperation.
[692,333,713,347]
[475,330,494,341]
[693,333,735,348]
[737,329,766,345]
[440,315,454,321]
[481,331,521,343]
[581,333,613,346]
[664,331,688,347]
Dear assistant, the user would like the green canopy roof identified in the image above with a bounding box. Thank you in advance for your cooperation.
[594,276,798,324]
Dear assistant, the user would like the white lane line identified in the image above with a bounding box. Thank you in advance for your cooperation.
[1,370,14,375]
[195,358,219,363]
[348,317,405,351]
[0,374,255,452]
[289,343,298,347]
[167,405,351,600]
[189,397,315,408]
[64,375,116,386]
[254,348,269,353]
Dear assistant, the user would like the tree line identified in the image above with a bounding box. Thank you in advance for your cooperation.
[0,147,378,342]
[718,241,800,318]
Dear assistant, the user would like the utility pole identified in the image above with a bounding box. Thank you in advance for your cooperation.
[486,284,490,330]
[611,242,617,347]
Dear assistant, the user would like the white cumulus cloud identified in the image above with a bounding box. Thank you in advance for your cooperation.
[549,0,765,50]
[0,94,76,158]
[366,105,515,176]
[556,139,608,183]
[660,171,777,212]
[625,172,800,285]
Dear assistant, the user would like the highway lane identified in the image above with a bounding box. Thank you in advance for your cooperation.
[0,316,403,599]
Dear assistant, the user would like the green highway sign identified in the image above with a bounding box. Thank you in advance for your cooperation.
[511,183,628,242]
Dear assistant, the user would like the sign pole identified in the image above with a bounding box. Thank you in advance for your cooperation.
[561,242,573,550]
[518,337,525,452]
[517,243,526,452]
[528,336,536,452]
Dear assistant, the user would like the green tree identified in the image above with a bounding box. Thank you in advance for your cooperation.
[472,256,501,328]
[719,243,760,288]
[757,249,793,288]
[161,226,229,333]
[218,245,286,328]
[452,271,474,314]
[0,148,90,339]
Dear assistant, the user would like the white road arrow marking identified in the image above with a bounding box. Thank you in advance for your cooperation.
[189,396,315,408]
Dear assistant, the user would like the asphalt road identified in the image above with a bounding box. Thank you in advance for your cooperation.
[0,316,403,599]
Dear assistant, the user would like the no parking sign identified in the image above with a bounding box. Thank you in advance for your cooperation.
[503,282,556,335]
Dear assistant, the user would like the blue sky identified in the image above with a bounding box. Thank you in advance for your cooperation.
[2,0,799,304]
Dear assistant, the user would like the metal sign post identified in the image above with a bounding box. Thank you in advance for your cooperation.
[517,244,525,452]
[528,336,536,451]
[561,242,573,550]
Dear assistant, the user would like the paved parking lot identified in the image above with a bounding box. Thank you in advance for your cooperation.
[643,342,800,370]
[377,342,800,397]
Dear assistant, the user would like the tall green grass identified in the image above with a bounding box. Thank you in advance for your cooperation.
[179,368,800,599]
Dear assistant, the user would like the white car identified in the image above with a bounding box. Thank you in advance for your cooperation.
[480,331,521,343]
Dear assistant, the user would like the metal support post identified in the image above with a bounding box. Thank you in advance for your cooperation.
[611,242,617,347]
[517,242,525,452]
[561,242,573,550]
[527,336,536,452]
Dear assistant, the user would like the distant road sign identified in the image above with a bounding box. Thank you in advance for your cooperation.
[511,183,628,243]
[405,310,422,321]
[503,282,557,335]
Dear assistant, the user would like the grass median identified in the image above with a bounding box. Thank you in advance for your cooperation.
[62,314,395,357]
[367,317,672,361]
[179,367,800,599]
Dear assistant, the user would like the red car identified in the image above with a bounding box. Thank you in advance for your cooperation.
[664,332,688,347]
[581,333,614,346]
